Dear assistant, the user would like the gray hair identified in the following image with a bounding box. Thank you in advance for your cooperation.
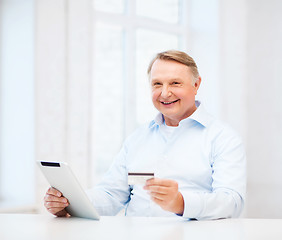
[147,50,200,84]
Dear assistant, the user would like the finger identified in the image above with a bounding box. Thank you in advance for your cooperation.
[44,194,68,203]
[146,178,175,187]
[150,192,166,201]
[47,187,62,197]
[45,201,68,209]
[144,185,167,194]
[46,206,65,212]
[47,207,67,215]
[151,195,165,204]
[55,209,69,217]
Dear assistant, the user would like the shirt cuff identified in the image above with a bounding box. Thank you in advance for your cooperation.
[180,190,204,219]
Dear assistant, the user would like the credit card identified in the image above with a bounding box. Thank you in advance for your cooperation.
[128,172,154,185]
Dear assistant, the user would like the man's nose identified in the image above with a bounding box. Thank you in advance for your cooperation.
[161,86,172,98]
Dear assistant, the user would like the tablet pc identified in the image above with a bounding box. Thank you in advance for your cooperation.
[37,161,100,220]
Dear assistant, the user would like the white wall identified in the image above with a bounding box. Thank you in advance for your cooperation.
[219,0,282,218]
[245,0,282,218]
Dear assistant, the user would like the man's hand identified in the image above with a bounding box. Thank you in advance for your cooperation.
[143,178,184,215]
[44,187,70,217]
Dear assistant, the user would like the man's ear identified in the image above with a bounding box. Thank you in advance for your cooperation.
[194,76,201,94]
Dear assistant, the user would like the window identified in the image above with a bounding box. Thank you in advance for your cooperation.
[92,0,189,178]
[0,0,35,209]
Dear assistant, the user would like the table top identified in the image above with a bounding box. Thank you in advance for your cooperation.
[1,214,282,240]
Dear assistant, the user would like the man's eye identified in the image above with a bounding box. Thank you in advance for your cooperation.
[153,82,161,86]
[172,82,180,85]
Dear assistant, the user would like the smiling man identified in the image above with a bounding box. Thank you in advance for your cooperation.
[44,50,246,220]
[149,56,200,127]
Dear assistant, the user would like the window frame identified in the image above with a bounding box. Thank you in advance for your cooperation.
[93,0,190,139]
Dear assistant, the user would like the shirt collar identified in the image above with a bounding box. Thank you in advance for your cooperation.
[186,101,213,127]
[149,100,213,128]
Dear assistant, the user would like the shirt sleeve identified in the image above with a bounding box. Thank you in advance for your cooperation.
[86,142,131,216]
[181,126,246,220]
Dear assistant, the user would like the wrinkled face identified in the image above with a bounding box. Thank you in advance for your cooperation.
[150,59,201,126]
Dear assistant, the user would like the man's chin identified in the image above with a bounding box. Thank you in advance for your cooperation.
[160,107,178,115]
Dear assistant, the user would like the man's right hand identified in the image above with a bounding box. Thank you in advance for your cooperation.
[44,187,70,217]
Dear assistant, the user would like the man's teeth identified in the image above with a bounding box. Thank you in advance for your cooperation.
[162,100,178,105]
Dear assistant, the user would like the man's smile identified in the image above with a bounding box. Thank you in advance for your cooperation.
[160,99,180,105]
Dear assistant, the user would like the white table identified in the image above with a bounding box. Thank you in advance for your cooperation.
[1,214,282,240]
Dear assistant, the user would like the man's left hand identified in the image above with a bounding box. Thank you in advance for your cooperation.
[144,178,184,215]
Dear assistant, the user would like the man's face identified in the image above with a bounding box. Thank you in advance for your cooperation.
[150,59,201,126]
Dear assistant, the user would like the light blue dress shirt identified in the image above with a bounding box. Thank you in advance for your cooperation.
[87,101,246,220]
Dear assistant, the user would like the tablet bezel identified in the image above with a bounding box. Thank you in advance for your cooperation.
[37,161,100,220]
